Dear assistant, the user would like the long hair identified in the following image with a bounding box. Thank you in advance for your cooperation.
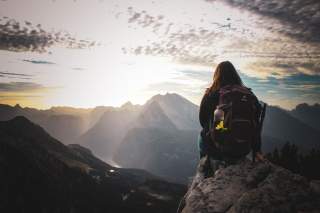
[206,61,244,94]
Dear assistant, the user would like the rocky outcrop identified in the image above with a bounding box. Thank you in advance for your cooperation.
[179,156,320,213]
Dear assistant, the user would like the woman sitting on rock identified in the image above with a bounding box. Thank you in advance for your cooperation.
[198,61,265,177]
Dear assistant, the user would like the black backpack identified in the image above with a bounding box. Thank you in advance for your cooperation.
[208,85,259,158]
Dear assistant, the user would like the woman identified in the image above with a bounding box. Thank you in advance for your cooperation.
[198,61,264,175]
[176,61,265,213]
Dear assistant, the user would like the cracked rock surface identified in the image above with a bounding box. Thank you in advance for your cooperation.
[180,157,320,213]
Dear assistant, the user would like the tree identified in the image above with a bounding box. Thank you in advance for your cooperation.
[266,142,320,180]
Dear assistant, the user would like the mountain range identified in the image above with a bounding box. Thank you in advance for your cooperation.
[290,103,320,131]
[0,93,319,183]
[0,116,185,212]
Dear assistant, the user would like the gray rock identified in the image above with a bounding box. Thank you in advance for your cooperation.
[180,157,320,213]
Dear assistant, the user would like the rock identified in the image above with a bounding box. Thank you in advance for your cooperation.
[180,157,320,213]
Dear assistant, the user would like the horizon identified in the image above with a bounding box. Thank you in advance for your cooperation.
[2,91,318,111]
[0,0,319,110]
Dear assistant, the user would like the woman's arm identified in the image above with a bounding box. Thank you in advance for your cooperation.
[199,90,219,132]
[199,93,210,130]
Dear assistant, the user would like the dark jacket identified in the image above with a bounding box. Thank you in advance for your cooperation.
[199,87,262,153]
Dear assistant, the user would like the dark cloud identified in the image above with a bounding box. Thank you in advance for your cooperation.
[127,8,165,33]
[0,71,33,80]
[0,82,44,92]
[0,71,33,77]
[0,95,41,98]
[206,0,320,42]
[124,6,320,78]
[0,17,96,52]
[72,67,85,71]
[245,61,320,77]
[22,59,56,65]
[123,25,223,66]
[237,72,320,108]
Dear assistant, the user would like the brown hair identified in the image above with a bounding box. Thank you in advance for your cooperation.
[206,61,244,94]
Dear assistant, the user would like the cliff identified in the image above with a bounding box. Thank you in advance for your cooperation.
[179,156,320,213]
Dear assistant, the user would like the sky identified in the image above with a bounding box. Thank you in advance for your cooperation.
[0,0,319,109]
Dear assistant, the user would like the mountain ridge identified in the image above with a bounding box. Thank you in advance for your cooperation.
[0,116,186,213]
[1,94,319,184]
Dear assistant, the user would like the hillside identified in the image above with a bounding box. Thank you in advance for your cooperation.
[0,104,113,144]
[114,127,198,183]
[78,109,140,162]
[263,106,320,151]
[0,116,186,213]
[290,103,320,131]
[146,93,200,130]
[1,94,319,184]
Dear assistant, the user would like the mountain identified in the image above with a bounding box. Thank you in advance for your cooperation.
[179,157,320,213]
[78,93,319,183]
[78,109,141,162]
[290,103,320,131]
[134,100,177,130]
[112,96,320,183]
[0,104,112,144]
[113,127,199,183]
[146,93,200,130]
[86,106,116,129]
[37,114,86,144]
[120,101,142,111]
[2,94,319,185]
[260,134,286,153]
[0,116,186,213]
[263,106,320,152]
[78,94,196,164]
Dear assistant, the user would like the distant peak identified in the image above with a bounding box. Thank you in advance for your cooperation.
[150,93,183,102]
[10,116,31,123]
[294,102,320,111]
[147,92,197,108]
[143,100,162,111]
[120,101,141,110]
[6,116,35,129]
[121,101,133,107]
[14,104,22,108]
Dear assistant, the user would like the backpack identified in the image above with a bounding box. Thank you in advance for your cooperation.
[208,85,259,158]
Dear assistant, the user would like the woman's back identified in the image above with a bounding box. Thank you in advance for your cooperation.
[198,61,262,160]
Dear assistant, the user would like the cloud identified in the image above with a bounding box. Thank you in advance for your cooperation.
[0,95,41,98]
[127,7,165,33]
[0,82,45,92]
[22,59,56,65]
[0,81,55,108]
[0,71,33,80]
[0,17,96,52]
[123,4,320,79]
[243,61,320,79]
[0,71,33,77]
[72,67,86,71]
[238,72,320,108]
[206,0,320,42]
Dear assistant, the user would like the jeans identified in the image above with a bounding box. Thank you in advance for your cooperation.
[198,131,216,159]
[197,131,246,176]
[197,133,206,159]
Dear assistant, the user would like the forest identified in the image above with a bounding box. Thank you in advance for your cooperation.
[266,142,320,180]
